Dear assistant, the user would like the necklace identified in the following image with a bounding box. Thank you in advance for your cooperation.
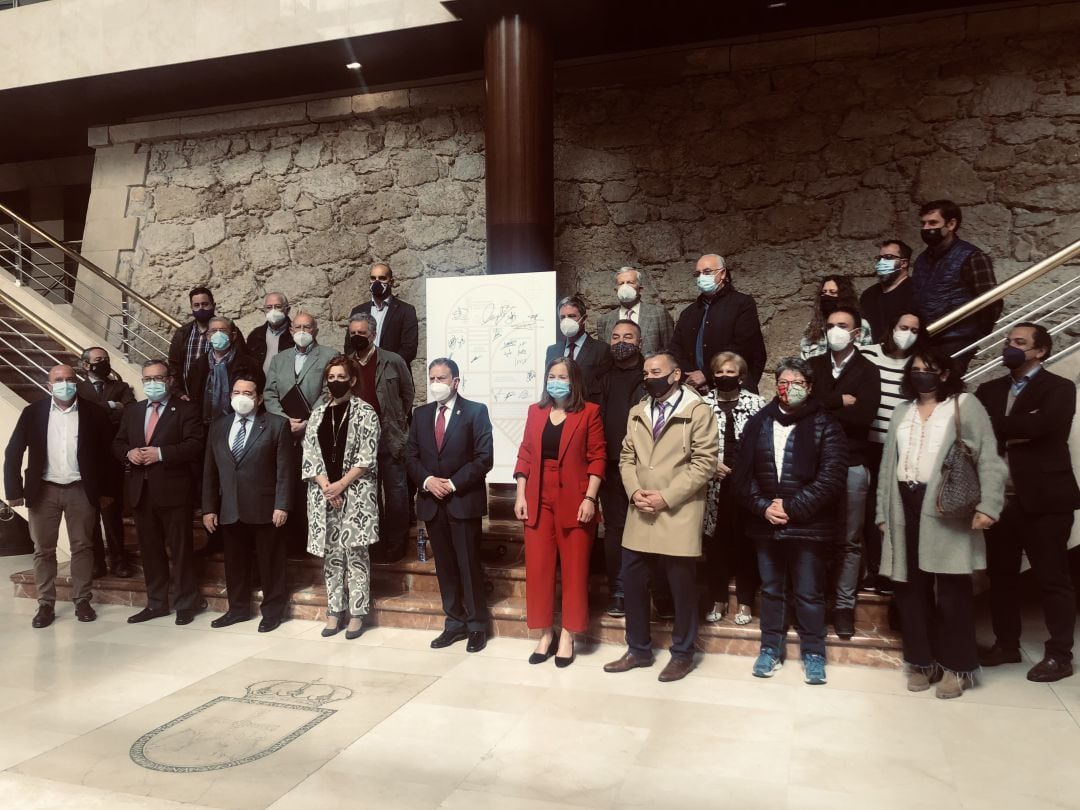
[327,402,348,464]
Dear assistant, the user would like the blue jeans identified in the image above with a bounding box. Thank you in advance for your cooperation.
[756,536,828,658]
[833,464,869,610]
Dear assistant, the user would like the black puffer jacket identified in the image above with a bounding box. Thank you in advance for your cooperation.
[738,406,849,542]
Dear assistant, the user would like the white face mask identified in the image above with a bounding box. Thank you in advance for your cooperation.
[265,309,286,327]
[293,331,314,349]
[559,317,581,338]
[616,284,638,305]
[826,325,853,352]
[231,394,256,415]
[893,329,917,351]
[429,382,452,403]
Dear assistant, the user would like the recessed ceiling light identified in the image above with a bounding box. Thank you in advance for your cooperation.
[767,1,787,7]
[346,62,362,70]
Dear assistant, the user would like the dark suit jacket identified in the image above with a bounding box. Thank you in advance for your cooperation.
[4,396,113,507]
[513,402,607,531]
[188,345,261,424]
[350,297,419,366]
[76,376,136,430]
[808,350,881,468]
[111,398,205,508]
[245,320,295,370]
[202,410,293,525]
[974,368,1080,514]
[544,335,613,404]
[168,320,205,399]
[405,396,494,521]
[670,284,767,390]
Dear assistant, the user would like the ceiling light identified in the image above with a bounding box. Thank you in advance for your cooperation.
[346,62,362,70]
[767,2,787,7]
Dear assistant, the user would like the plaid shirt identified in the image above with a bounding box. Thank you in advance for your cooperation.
[184,324,209,391]
[961,249,1003,333]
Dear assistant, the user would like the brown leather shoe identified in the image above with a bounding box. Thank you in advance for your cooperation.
[603,651,653,673]
[1027,655,1074,683]
[658,656,694,682]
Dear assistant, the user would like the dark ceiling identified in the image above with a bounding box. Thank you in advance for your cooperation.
[2,0,1004,163]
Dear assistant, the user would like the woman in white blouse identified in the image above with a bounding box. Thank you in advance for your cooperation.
[875,345,1007,700]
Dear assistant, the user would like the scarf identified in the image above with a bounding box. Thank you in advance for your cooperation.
[204,347,236,419]
[733,397,822,499]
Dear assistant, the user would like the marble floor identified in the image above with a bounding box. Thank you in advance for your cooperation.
[1,554,1079,810]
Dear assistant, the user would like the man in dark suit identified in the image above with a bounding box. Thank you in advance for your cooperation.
[167,286,216,399]
[596,267,675,358]
[112,358,205,626]
[188,316,260,425]
[245,291,295,375]
[349,263,419,369]
[202,370,293,633]
[405,357,494,652]
[670,253,767,393]
[975,323,1079,683]
[544,295,613,404]
[77,346,136,578]
[4,364,113,628]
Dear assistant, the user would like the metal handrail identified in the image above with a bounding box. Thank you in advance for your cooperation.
[0,201,181,330]
[0,286,85,358]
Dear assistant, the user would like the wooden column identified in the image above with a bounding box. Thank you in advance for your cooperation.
[484,5,553,275]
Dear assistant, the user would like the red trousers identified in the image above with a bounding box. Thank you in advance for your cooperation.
[524,460,594,633]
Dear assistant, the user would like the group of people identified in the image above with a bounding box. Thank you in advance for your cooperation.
[4,198,1077,698]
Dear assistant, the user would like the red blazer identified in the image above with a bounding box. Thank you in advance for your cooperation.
[514,402,606,530]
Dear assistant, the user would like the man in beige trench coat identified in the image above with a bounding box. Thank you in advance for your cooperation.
[604,351,719,682]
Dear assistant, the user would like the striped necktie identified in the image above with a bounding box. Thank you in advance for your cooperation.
[653,401,668,440]
[232,417,248,460]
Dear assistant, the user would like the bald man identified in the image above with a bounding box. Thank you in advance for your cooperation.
[4,365,113,628]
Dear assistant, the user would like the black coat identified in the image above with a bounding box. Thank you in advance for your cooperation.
[111,398,205,509]
[4,396,113,507]
[975,368,1080,514]
[202,410,293,524]
[76,376,136,430]
[187,345,261,424]
[544,335,613,404]
[808,350,881,468]
[245,320,295,370]
[350,297,419,366]
[670,284,767,390]
[737,404,848,542]
[167,320,205,399]
[405,396,494,521]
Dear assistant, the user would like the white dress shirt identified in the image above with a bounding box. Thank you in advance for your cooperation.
[294,346,313,377]
[371,295,392,347]
[43,399,81,484]
[228,412,254,453]
[897,395,963,483]
[620,304,639,324]
[772,420,796,483]
[562,331,587,358]
[650,387,682,429]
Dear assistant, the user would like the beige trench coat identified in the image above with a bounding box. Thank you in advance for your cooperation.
[619,385,719,557]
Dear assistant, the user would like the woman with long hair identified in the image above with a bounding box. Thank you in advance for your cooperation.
[799,275,875,359]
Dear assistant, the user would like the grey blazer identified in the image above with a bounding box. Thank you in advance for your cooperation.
[596,302,675,358]
[264,343,338,421]
[202,410,293,525]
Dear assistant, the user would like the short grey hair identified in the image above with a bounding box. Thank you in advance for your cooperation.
[773,356,814,385]
[141,357,170,374]
[264,291,289,307]
[700,253,727,269]
[80,346,108,363]
[349,312,377,333]
[615,266,641,284]
[557,295,587,318]
[643,350,681,371]
[208,315,233,330]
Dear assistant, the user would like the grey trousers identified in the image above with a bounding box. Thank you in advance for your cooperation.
[28,481,96,606]
[833,464,869,611]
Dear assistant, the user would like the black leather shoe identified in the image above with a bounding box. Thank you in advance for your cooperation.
[175,609,196,626]
[31,604,54,629]
[128,607,169,624]
[430,629,468,649]
[1027,655,1074,682]
[211,611,250,628]
[833,608,855,640]
[606,596,626,618]
[555,636,575,668]
[978,643,1022,667]
[92,562,108,579]
[74,600,96,622]
[344,616,364,640]
[466,630,487,653]
[258,616,282,633]
[529,632,559,664]
[110,556,133,579]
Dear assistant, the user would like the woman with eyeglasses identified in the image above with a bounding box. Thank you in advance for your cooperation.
[799,276,875,360]
[876,345,1006,698]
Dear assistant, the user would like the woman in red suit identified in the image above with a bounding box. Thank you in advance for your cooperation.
[514,357,606,667]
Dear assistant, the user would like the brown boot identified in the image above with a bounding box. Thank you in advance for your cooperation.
[935,670,970,700]
[906,665,941,693]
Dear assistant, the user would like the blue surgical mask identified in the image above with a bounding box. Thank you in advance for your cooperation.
[143,381,168,402]
[209,331,231,352]
[696,274,719,294]
[875,258,901,277]
[546,379,571,399]
[51,381,76,401]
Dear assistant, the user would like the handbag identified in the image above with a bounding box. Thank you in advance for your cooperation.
[936,397,981,518]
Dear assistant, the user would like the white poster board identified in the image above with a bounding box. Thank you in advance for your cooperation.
[426,272,557,483]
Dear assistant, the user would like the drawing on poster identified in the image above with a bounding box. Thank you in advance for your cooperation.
[426,272,556,483]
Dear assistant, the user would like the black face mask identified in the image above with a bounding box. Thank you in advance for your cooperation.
[89,360,111,379]
[909,371,941,394]
[370,280,389,298]
[713,375,740,393]
[349,334,370,354]
[644,374,676,399]
[328,380,351,399]
[610,342,640,362]
[192,307,215,322]
[921,228,946,247]
[819,296,839,317]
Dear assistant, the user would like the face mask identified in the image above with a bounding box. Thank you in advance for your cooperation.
[293,331,314,349]
[826,325,853,352]
[327,380,351,399]
[713,375,740,393]
[875,258,898,276]
[371,280,389,298]
[909,371,941,394]
[349,334,370,354]
[546,379,571,399]
[429,382,451,403]
[89,359,111,379]
[921,227,946,247]
[265,309,286,327]
[193,307,215,322]
[820,295,839,316]
[51,381,76,401]
[778,383,808,408]
[617,284,638,304]
[1002,345,1030,370]
[143,381,168,402]
[559,317,581,339]
[610,342,640,362]
[893,329,917,351]
[696,273,719,294]
[209,331,231,352]
[644,374,675,399]
[231,394,256,415]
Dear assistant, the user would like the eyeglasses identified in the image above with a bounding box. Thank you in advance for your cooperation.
[878,254,905,261]
[141,375,168,383]
[776,380,808,391]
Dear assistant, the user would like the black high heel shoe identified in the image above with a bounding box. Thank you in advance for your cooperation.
[529,631,560,664]
[555,635,575,668]
[321,611,347,638]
